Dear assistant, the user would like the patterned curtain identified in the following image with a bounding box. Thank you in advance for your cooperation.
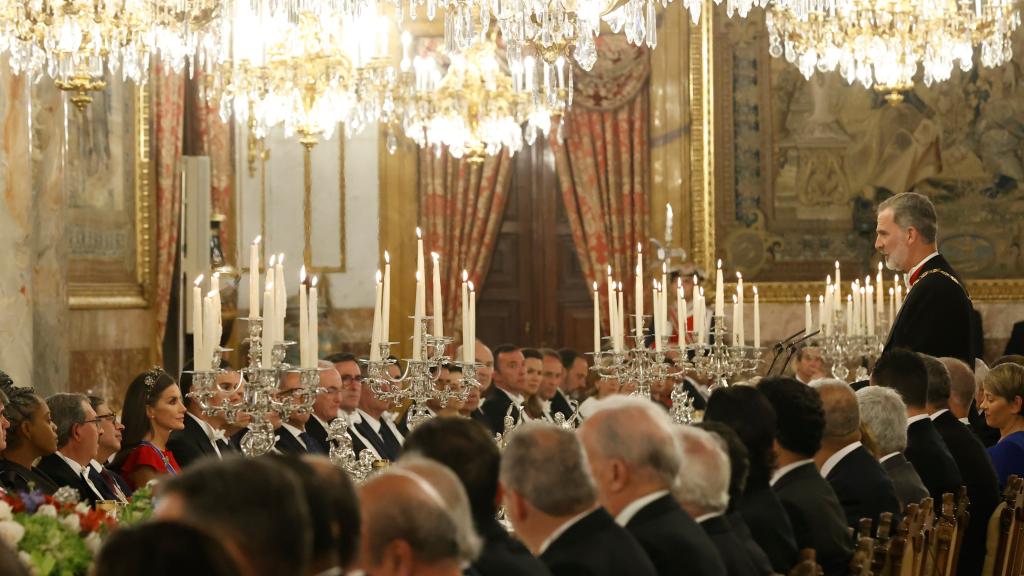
[420,148,513,343]
[551,37,650,325]
[191,70,235,258]
[152,65,186,362]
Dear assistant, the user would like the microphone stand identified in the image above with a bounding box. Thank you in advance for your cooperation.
[765,329,805,377]
[776,330,822,378]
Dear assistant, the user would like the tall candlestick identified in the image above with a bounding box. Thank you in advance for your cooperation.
[192,275,205,370]
[805,295,813,337]
[736,272,744,345]
[309,277,319,363]
[677,278,686,343]
[665,203,674,247]
[818,295,826,334]
[698,287,707,345]
[753,286,760,348]
[616,282,625,351]
[413,270,423,361]
[461,270,469,361]
[416,228,425,318]
[654,283,663,351]
[606,266,616,352]
[867,286,875,336]
[593,282,601,356]
[876,262,884,326]
[468,281,476,362]
[834,260,842,308]
[715,259,724,319]
[732,295,740,346]
[249,236,261,319]
[274,254,286,342]
[299,266,309,368]
[211,273,222,351]
[635,244,644,341]
[888,287,895,327]
[371,271,383,362]
[262,279,274,367]
[382,251,391,343]
[846,295,853,335]
[203,292,216,371]
[431,252,443,338]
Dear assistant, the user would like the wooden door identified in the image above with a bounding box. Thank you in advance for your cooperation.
[476,139,593,352]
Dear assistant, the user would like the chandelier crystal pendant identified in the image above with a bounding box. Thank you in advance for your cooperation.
[766,0,1021,102]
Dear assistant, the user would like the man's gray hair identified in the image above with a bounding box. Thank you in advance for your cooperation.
[856,386,908,455]
[394,457,482,562]
[499,422,596,516]
[811,379,860,438]
[919,354,951,407]
[878,192,938,244]
[583,396,681,487]
[47,393,88,449]
[363,472,462,566]
[672,426,730,514]
[940,357,976,411]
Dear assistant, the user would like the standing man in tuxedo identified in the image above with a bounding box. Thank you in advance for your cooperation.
[875,192,974,364]
[480,345,527,436]
[922,355,999,576]
[169,360,240,467]
[872,349,963,501]
[305,360,344,449]
[272,371,327,455]
[500,422,657,576]
[579,396,726,576]
[38,394,110,504]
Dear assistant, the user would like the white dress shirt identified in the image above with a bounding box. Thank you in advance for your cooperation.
[770,458,815,486]
[538,508,595,555]
[929,408,950,420]
[820,441,863,478]
[345,410,381,460]
[615,490,670,526]
[907,413,931,427]
[56,451,104,500]
[695,511,724,524]
[880,452,901,463]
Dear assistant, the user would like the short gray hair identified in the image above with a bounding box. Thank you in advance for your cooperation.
[394,457,482,562]
[856,386,908,455]
[672,426,730,514]
[919,354,951,407]
[940,357,976,411]
[47,393,88,448]
[499,422,596,516]
[878,192,937,244]
[363,473,461,566]
[581,396,681,487]
[812,379,860,438]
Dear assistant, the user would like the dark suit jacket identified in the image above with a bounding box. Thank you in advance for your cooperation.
[274,426,312,455]
[699,514,766,576]
[98,465,132,499]
[351,416,399,461]
[772,462,854,576]
[968,400,1001,447]
[550,389,573,422]
[167,414,220,469]
[0,460,57,495]
[539,508,657,576]
[883,254,974,364]
[473,515,551,576]
[825,444,901,531]
[881,453,929,509]
[905,417,963,501]
[35,454,104,504]
[737,482,798,573]
[305,416,330,451]
[479,386,520,436]
[727,512,775,576]
[932,410,1001,576]
[1004,320,1024,356]
[625,494,727,576]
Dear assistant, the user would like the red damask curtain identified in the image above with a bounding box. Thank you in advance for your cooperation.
[551,37,650,325]
[152,65,186,362]
[190,70,235,258]
[421,149,513,344]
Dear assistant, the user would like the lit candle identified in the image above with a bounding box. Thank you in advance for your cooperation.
[818,295,825,334]
[275,254,286,342]
[867,285,875,336]
[677,278,686,343]
[876,262,884,326]
[805,295,813,337]
[834,260,842,307]
[371,270,383,362]
[736,272,744,346]
[616,282,625,351]
[413,270,423,361]
[665,203,674,247]
[416,228,426,318]
[635,244,644,341]
[593,282,601,356]
[825,285,834,335]
[299,266,309,368]
[431,252,443,339]
[698,287,707,345]
[309,276,319,363]
[654,282,663,351]
[846,294,853,335]
[192,275,205,370]
[203,292,216,371]
[249,236,261,319]
[889,287,895,326]
[468,281,476,362]
[606,266,617,352]
[661,263,669,334]
[715,259,725,320]
[895,274,903,311]
[382,251,391,343]
[262,278,274,367]
[461,270,470,361]
[732,294,740,346]
[753,286,760,348]
[211,273,222,352]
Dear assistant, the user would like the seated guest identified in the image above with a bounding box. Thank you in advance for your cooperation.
[460,384,484,421]
[37,394,110,503]
[981,362,1024,487]
[521,349,548,421]
[921,355,1000,576]
[156,456,312,576]
[357,468,463,576]
[111,368,186,490]
[538,349,565,420]
[0,379,58,494]
[856,386,928,510]
[758,377,853,576]
[326,353,364,423]
[554,349,588,419]
[940,357,978,425]
[500,422,657,576]
[394,457,483,565]
[94,521,241,576]
[577,376,620,420]
[351,366,405,461]
[87,395,131,501]
[456,340,495,395]
[579,397,726,576]
[303,456,363,573]
[272,371,326,455]
[403,416,551,576]
[167,360,239,468]
[403,366,467,426]
[305,360,345,450]
[480,345,527,435]
[704,385,798,573]
[872,349,963,500]
[812,379,900,531]
[791,346,826,385]
[673,425,764,576]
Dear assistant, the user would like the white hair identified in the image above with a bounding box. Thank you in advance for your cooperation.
[500,422,596,516]
[582,396,682,487]
[393,457,482,562]
[856,386,908,455]
[672,426,730,514]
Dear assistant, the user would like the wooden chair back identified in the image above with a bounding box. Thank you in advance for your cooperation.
[991,475,1022,576]
[849,521,877,576]
[873,513,894,575]
[912,498,933,576]
[891,503,918,576]
[1008,478,1024,576]
[933,492,959,576]
[788,548,824,576]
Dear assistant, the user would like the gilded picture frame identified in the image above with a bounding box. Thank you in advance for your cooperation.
[685,2,1024,303]
[67,80,153,309]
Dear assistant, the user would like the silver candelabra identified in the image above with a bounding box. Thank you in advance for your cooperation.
[684,316,765,390]
[813,309,885,382]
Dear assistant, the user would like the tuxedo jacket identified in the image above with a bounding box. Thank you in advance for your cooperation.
[479,386,521,436]
[624,494,727,576]
[883,254,974,364]
[0,460,57,495]
[727,511,776,576]
[350,413,401,461]
[680,378,709,411]
[274,426,321,455]
[550,389,573,422]
[473,515,551,576]
[98,465,132,499]
[699,514,767,576]
[904,418,963,501]
[167,414,221,469]
[539,508,657,576]
[932,410,1001,576]
[35,454,103,504]
[737,482,798,573]
[825,444,902,531]
[772,462,854,576]
[882,453,929,510]
[305,416,330,451]
[1004,320,1024,356]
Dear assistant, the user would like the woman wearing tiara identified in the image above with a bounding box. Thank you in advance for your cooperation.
[0,373,59,494]
[111,369,187,490]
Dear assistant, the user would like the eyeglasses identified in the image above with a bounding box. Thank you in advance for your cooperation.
[340,375,364,388]
[81,413,117,427]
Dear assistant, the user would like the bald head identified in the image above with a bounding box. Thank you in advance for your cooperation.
[812,380,861,439]
[313,360,343,422]
[394,458,481,563]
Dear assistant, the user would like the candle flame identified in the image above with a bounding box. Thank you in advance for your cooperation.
[860,287,866,294]
[468,281,475,292]
[212,271,220,279]
[819,295,824,303]
[207,290,217,299]
[736,271,742,280]
[753,286,758,296]
[717,259,722,269]
[416,227,422,239]
[376,270,382,283]
[300,265,307,283]
[194,274,204,287]
[662,262,668,273]
[431,251,439,263]
[835,260,840,268]
[878,261,883,271]
[311,276,319,287]
[699,287,704,297]
[637,242,642,253]
[827,274,832,284]
[889,287,894,295]
[666,203,673,218]
[865,275,871,285]
[384,250,391,264]
[693,274,698,285]
[253,235,262,245]
[277,253,285,265]
[415,271,421,282]
[462,270,469,282]
[269,254,276,267]
[848,294,853,302]
[677,277,683,288]
[733,294,737,303]
[592,281,598,291]
[806,294,811,302]
[607,265,613,276]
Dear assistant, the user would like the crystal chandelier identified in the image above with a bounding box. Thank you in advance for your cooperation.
[766,0,1021,102]
[0,0,227,109]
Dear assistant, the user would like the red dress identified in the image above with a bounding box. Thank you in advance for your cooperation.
[119,442,181,490]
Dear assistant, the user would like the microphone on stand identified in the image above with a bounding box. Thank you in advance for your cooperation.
[776,330,822,378]
[766,329,806,377]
